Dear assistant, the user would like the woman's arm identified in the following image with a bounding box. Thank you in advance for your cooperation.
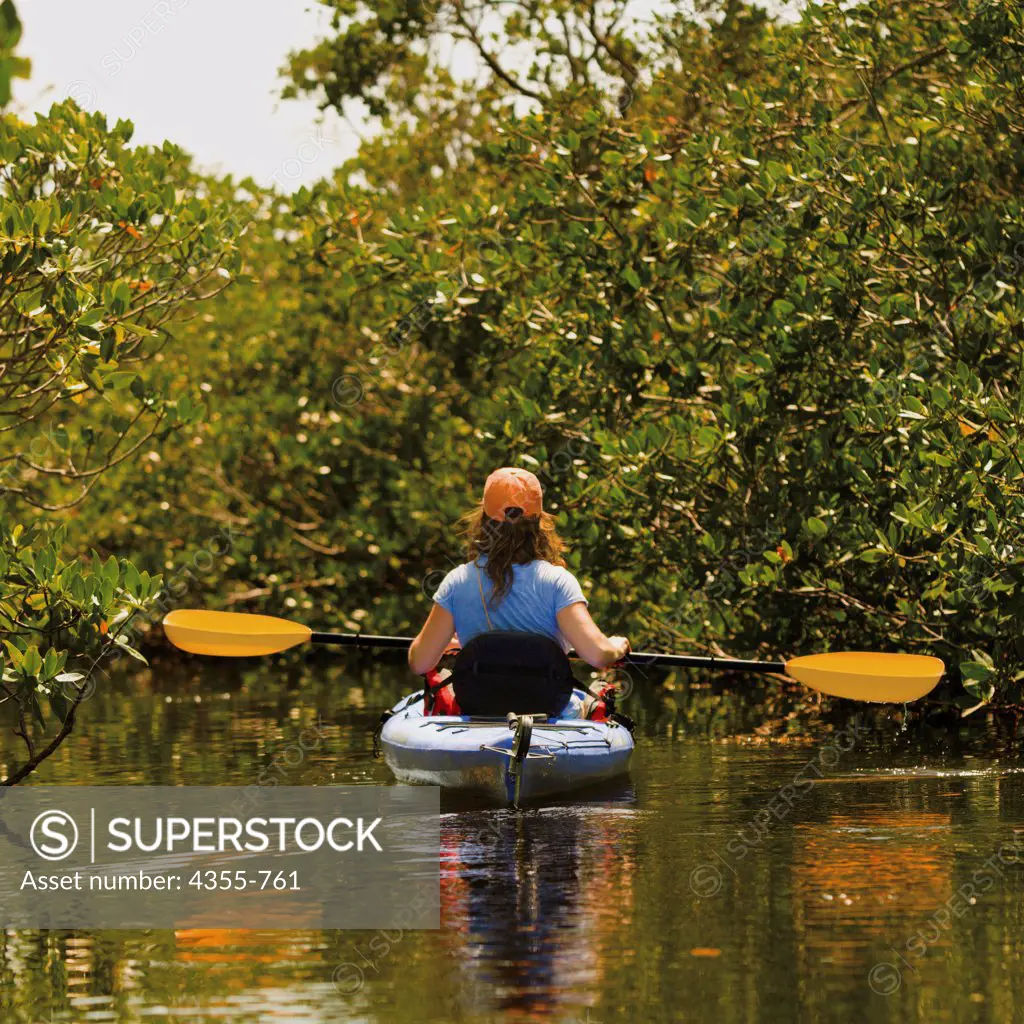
[556,602,630,669]
[408,604,457,675]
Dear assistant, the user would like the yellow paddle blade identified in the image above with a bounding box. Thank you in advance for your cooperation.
[163,610,312,657]
[784,652,945,703]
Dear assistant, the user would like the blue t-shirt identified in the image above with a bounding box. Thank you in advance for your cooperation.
[433,558,587,651]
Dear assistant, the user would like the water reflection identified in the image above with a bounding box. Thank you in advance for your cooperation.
[793,812,953,970]
[2,660,1023,1023]
[438,799,638,1021]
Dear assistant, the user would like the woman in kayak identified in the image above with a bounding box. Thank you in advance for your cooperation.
[408,467,630,684]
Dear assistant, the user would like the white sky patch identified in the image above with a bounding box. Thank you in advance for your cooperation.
[12,0,355,191]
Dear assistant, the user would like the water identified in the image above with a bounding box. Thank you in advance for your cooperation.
[2,657,1022,1023]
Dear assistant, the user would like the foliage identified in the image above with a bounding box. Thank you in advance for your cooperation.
[0,21,242,779]
[0,521,161,783]
[0,102,239,510]
[281,0,657,118]
[0,0,29,107]
[74,0,1021,710]
[3,0,1023,750]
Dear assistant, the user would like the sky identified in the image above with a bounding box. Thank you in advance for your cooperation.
[12,0,356,191]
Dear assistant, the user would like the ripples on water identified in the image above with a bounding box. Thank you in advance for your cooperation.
[1,662,1022,1022]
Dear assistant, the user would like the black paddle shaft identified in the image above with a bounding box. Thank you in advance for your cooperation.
[311,632,412,650]
[308,631,786,675]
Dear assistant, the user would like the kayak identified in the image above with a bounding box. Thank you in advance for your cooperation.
[379,688,635,806]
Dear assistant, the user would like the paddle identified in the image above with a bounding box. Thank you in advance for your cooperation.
[162,609,944,703]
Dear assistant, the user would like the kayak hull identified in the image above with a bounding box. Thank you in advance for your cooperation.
[380,690,634,805]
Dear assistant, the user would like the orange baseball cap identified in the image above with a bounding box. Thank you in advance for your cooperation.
[482,467,543,521]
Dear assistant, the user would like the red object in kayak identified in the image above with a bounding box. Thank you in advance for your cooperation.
[424,670,461,716]
[432,683,461,716]
[586,683,614,721]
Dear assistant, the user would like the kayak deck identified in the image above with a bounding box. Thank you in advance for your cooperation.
[380,689,634,806]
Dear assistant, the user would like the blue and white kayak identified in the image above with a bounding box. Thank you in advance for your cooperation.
[379,688,635,806]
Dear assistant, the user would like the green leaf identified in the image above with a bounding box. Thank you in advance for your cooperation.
[621,267,641,290]
[78,307,105,327]
[112,281,132,311]
[805,517,828,538]
[42,648,59,681]
[104,372,137,391]
[960,661,992,682]
[34,546,54,582]
[113,635,148,664]
[859,548,887,563]
[29,692,46,730]
[21,645,42,677]
[962,677,995,705]
[124,561,141,597]
[119,321,157,337]
[48,688,69,723]
[3,643,22,670]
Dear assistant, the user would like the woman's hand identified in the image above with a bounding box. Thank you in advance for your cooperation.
[607,636,631,665]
